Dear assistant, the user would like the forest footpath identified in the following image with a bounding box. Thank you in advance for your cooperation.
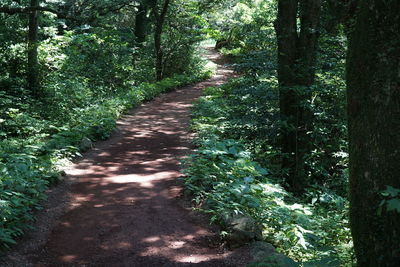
[2,1,399,266]
[2,48,255,266]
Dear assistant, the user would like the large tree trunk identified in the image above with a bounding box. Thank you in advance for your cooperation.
[134,1,148,45]
[346,0,400,266]
[275,0,320,193]
[27,0,40,97]
[276,0,300,191]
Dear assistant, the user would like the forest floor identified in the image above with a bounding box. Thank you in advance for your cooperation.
[2,48,254,266]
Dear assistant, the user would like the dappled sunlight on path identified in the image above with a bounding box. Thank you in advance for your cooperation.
[18,49,249,266]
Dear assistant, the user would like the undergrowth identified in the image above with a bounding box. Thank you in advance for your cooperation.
[183,33,354,266]
[0,56,214,250]
[184,81,353,266]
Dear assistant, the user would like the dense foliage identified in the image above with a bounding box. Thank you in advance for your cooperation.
[183,0,354,266]
[0,0,212,248]
[1,1,398,266]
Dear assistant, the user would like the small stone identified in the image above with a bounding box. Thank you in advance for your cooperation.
[55,170,67,182]
[225,215,263,248]
[79,137,93,151]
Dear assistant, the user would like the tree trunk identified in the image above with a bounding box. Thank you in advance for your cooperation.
[346,0,400,266]
[276,0,300,191]
[27,0,40,97]
[154,20,163,81]
[134,1,148,45]
[275,0,320,192]
[151,0,170,81]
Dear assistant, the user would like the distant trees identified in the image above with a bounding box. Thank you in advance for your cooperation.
[1,0,204,101]
[275,0,321,192]
[0,0,72,97]
[0,0,44,96]
[346,0,400,266]
[0,0,163,94]
[149,0,172,81]
[0,0,131,96]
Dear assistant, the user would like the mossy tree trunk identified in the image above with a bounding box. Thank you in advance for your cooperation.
[346,0,400,266]
[275,0,320,193]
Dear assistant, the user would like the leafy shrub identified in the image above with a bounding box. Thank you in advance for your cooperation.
[184,73,353,265]
[184,134,352,264]
[0,139,58,248]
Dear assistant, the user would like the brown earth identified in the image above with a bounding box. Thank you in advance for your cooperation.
[2,48,254,266]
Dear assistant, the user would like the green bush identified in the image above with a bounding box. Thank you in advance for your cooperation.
[184,134,352,264]
[0,139,58,248]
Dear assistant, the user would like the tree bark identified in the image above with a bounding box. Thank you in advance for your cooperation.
[151,0,171,81]
[27,0,40,97]
[275,0,320,192]
[135,1,148,45]
[347,0,400,266]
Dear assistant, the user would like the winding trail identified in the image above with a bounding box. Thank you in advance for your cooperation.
[5,48,251,266]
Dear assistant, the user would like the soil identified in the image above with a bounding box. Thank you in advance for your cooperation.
[2,48,254,266]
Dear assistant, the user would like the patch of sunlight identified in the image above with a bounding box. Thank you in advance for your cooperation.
[177,255,216,264]
[117,242,132,249]
[61,255,77,262]
[169,241,186,249]
[143,236,161,243]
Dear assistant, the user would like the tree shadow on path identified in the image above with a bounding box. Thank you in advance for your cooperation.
[3,49,250,266]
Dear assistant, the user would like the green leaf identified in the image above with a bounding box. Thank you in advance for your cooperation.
[386,199,400,213]
[382,186,400,197]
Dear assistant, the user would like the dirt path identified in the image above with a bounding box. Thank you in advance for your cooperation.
[3,48,252,266]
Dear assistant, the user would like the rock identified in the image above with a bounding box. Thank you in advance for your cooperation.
[56,173,64,182]
[225,215,263,248]
[250,241,276,262]
[79,137,93,151]
[249,252,299,267]
[55,170,67,182]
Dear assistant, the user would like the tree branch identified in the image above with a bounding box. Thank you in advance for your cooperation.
[0,5,71,19]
